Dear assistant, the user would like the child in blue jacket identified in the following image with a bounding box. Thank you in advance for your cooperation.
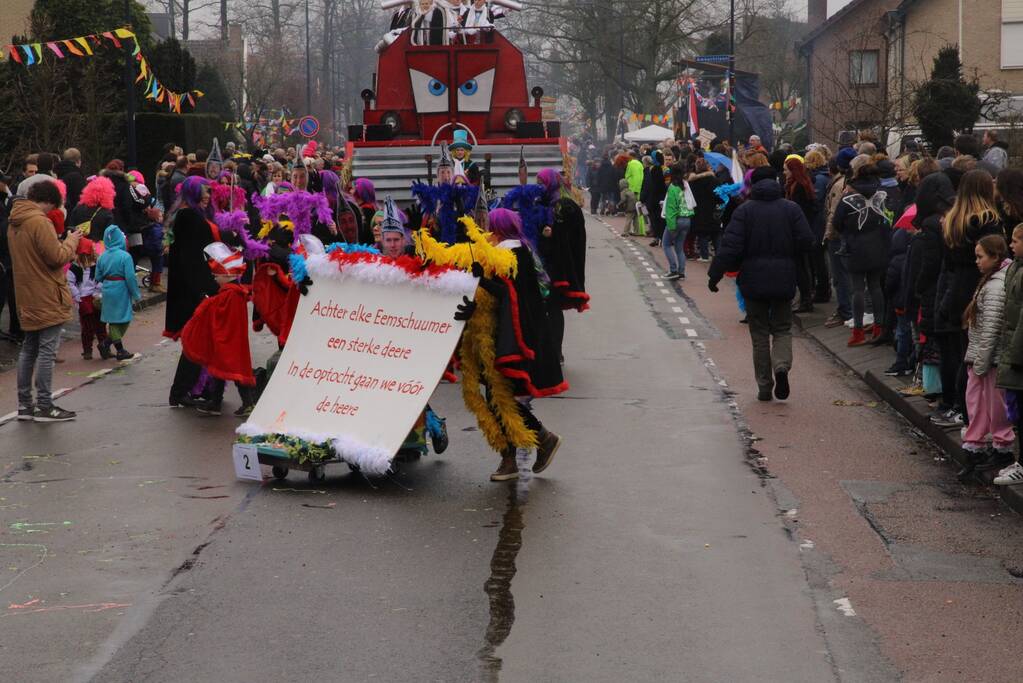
[96,225,141,360]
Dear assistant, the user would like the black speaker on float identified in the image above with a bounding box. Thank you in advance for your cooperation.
[347,125,365,142]
[515,122,546,139]
[363,124,395,141]
[545,121,561,138]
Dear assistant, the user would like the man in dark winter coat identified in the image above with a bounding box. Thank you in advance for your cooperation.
[708,166,814,401]
[54,148,86,213]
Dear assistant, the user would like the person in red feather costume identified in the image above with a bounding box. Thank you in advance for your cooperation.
[180,242,258,417]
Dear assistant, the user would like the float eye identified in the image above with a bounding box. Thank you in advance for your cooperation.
[428,79,447,96]
[459,79,478,96]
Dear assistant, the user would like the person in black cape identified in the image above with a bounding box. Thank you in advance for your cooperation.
[165,177,220,408]
[536,168,589,364]
[480,208,567,481]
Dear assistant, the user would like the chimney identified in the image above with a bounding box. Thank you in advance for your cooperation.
[808,0,828,29]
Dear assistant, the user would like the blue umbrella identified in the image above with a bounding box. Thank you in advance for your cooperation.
[702,151,731,172]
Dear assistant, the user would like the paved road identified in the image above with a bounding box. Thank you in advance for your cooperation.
[6,211,1019,681]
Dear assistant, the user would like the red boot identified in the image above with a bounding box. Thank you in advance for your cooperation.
[871,323,884,340]
[847,327,867,347]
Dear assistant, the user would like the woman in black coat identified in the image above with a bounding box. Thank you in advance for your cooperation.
[785,157,818,313]
[165,177,220,407]
[687,158,720,260]
[930,169,1004,421]
[832,163,892,345]
[640,150,668,246]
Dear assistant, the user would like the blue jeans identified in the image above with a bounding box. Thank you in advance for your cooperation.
[698,235,719,259]
[663,218,690,274]
[17,323,64,409]
[827,239,852,320]
[894,313,915,367]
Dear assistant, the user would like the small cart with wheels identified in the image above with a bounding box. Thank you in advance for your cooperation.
[253,443,342,483]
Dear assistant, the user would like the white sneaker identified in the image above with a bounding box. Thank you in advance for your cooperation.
[863,313,874,326]
[994,462,1023,485]
[844,318,855,328]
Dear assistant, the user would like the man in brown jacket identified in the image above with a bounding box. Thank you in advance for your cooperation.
[9,180,82,422]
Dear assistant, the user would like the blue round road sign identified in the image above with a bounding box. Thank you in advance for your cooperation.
[298,116,320,138]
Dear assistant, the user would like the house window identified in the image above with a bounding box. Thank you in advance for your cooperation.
[1003,0,1023,67]
[850,50,879,85]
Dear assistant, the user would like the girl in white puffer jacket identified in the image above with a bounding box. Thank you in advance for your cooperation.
[962,234,1014,459]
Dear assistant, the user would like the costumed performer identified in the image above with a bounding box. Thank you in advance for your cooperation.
[416,211,565,482]
[449,130,482,185]
[536,168,589,363]
[166,177,222,408]
[180,242,258,417]
[376,197,451,458]
[457,0,505,44]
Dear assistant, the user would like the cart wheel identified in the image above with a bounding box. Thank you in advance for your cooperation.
[271,465,289,480]
[308,465,326,482]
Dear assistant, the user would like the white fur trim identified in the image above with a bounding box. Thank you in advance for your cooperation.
[304,254,477,297]
[236,422,394,475]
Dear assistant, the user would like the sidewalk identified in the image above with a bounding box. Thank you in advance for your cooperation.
[0,283,165,374]
[588,203,1023,516]
[794,306,1023,515]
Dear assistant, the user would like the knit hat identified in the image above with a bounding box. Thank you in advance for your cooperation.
[836,147,857,171]
[750,166,777,184]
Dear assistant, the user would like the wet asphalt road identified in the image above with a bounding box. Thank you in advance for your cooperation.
[3,216,848,682]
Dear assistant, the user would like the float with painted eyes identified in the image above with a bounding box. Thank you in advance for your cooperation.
[348,0,565,201]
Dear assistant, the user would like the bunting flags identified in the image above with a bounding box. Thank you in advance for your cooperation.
[2,27,203,115]
[628,113,672,125]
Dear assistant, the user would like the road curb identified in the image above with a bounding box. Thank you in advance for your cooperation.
[794,313,1023,516]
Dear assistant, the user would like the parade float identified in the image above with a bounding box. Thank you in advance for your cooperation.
[347,0,566,200]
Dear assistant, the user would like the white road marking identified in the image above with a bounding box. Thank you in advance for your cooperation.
[679,317,690,324]
[672,306,684,313]
[834,598,856,617]
[645,267,655,272]
[665,297,677,303]
[52,387,72,399]
[0,411,17,425]
[685,329,698,338]
[800,540,815,550]
[650,274,660,279]
[655,282,666,288]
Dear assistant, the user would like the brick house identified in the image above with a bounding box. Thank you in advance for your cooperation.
[797,0,901,147]
[886,0,1023,129]
[0,0,33,43]
[800,0,1023,149]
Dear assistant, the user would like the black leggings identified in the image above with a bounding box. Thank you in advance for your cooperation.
[546,299,565,362]
[170,353,203,402]
[936,331,967,414]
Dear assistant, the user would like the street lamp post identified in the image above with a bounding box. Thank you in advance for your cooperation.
[305,0,312,114]
[124,0,137,167]
[728,0,735,146]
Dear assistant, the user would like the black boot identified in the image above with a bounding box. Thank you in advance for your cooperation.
[955,448,983,482]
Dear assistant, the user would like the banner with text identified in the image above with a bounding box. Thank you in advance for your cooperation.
[239,253,477,474]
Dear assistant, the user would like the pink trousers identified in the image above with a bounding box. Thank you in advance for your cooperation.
[963,366,1015,451]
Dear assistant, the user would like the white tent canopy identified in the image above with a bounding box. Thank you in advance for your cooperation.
[622,124,675,143]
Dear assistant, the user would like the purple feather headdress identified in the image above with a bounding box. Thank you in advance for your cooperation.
[251,190,333,243]
[213,209,270,259]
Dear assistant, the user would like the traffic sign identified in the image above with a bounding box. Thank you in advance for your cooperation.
[298,116,320,138]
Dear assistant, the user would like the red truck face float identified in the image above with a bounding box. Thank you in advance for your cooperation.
[364,31,545,143]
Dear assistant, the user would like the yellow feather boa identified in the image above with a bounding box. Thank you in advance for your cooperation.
[415,218,537,452]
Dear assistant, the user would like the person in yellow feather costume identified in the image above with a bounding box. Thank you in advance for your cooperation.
[416,211,565,481]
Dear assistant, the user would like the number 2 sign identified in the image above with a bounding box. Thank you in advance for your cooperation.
[232,443,265,482]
